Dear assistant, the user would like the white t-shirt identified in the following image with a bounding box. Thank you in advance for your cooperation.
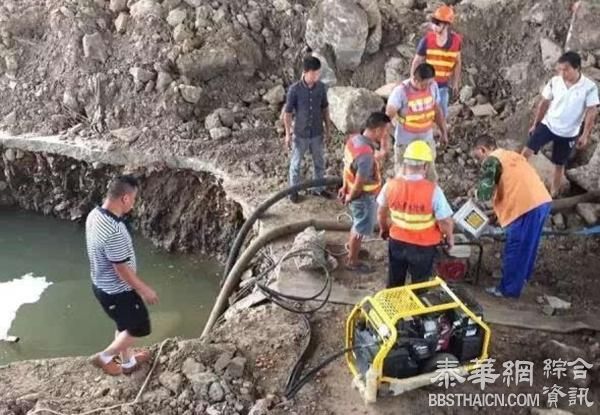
[541,74,599,138]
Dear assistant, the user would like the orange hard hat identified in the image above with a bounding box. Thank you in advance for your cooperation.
[433,5,455,24]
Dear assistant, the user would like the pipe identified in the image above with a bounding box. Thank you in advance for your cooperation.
[202,219,351,339]
[222,177,342,280]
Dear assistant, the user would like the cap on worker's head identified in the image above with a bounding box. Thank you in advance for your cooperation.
[404,140,433,163]
[433,4,455,24]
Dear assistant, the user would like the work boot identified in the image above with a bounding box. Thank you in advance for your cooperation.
[122,349,152,375]
[90,354,122,376]
[289,192,300,204]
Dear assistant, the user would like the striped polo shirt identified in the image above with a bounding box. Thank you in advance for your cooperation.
[85,207,137,294]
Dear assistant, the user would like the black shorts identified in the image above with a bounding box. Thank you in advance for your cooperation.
[93,285,151,337]
[526,123,577,166]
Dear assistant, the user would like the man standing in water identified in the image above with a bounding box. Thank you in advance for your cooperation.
[86,175,158,375]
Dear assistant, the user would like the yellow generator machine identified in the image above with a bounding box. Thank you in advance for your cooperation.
[346,277,491,403]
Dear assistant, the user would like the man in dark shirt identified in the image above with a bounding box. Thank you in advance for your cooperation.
[283,56,333,203]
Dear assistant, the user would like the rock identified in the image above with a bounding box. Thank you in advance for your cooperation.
[475,94,488,105]
[391,0,414,8]
[384,57,404,84]
[552,213,566,230]
[359,0,382,55]
[183,0,202,6]
[215,108,235,128]
[565,0,600,51]
[530,153,569,191]
[4,148,16,162]
[109,0,127,13]
[544,295,571,310]
[2,110,17,126]
[522,2,552,24]
[82,32,107,63]
[263,85,285,105]
[459,85,474,103]
[115,12,129,33]
[306,0,369,71]
[110,127,140,144]
[327,87,384,133]
[542,339,589,362]
[130,0,162,20]
[374,82,396,99]
[248,399,271,415]
[129,67,155,84]
[208,382,224,403]
[225,356,246,379]
[470,103,497,117]
[167,8,187,26]
[542,305,555,316]
[159,372,183,394]
[173,23,193,43]
[246,10,262,32]
[447,104,462,120]
[182,358,205,381]
[209,127,232,140]
[583,66,600,82]
[156,71,174,92]
[540,37,562,70]
[179,85,203,104]
[176,35,261,82]
[273,0,292,12]
[4,54,18,76]
[575,203,600,225]
[214,351,235,372]
[501,62,529,86]
[205,111,222,130]
[0,181,7,191]
[567,142,600,191]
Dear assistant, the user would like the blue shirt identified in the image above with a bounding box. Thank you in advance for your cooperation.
[284,78,329,138]
[376,174,453,220]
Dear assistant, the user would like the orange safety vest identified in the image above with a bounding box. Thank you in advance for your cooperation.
[343,135,382,195]
[397,81,436,134]
[424,31,462,85]
[490,149,552,227]
[386,177,442,246]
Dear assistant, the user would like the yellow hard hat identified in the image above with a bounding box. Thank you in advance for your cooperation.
[404,140,433,162]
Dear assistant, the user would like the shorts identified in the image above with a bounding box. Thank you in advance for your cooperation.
[349,195,376,237]
[526,123,578,166]
[438,86,450,118]
[93,285,151,337]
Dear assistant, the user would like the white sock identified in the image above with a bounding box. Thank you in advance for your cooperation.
[121,356,137,369]
[99,352,114,365]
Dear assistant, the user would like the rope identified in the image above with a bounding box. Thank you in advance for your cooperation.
[28,338,170,415]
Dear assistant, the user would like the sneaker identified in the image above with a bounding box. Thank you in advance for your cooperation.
[122,350,152,375]
[90,353,122,376]
[289,193,300,204]
[485,286,505,298]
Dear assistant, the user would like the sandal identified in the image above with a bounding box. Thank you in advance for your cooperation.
[345,262,375,274]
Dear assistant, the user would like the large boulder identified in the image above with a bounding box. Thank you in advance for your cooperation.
[540,37,562,70]
[565,1,600,51]
[176,32,262,82]
[567,143,600,191]
[312,51,337,86]
[359,0,382,55]
[529,153,569,191]
[306,0,369,71]
[327,87,384,133]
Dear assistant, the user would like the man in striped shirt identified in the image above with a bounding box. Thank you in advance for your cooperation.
[86,175,158,376]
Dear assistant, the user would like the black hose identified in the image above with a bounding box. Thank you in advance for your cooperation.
[222,177,343,283]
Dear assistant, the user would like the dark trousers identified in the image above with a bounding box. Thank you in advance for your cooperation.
[388,239,437,288]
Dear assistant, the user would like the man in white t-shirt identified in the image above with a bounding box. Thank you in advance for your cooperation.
[523,51,599,197]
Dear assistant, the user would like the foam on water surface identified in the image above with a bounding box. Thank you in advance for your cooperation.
[0,273,52,340]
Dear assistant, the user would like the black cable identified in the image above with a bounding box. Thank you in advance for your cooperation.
[284,342,379,400]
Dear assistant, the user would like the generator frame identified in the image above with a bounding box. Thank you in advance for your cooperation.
[345,277,491,403]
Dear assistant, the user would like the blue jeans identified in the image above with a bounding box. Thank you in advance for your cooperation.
[289,135,325,191]
[349,195,376,237]
[499,202,551,297]
[438,86,450,118]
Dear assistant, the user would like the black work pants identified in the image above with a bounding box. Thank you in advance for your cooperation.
[387,239,437,288]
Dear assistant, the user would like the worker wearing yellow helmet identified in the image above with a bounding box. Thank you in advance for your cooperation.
[377,140,455,287]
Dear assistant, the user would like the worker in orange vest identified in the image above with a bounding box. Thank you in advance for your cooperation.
[377,140,454,287]
[385,63,448,181]
[339,112,391,273]
[472,136,552,298]
[411,4,462,118]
